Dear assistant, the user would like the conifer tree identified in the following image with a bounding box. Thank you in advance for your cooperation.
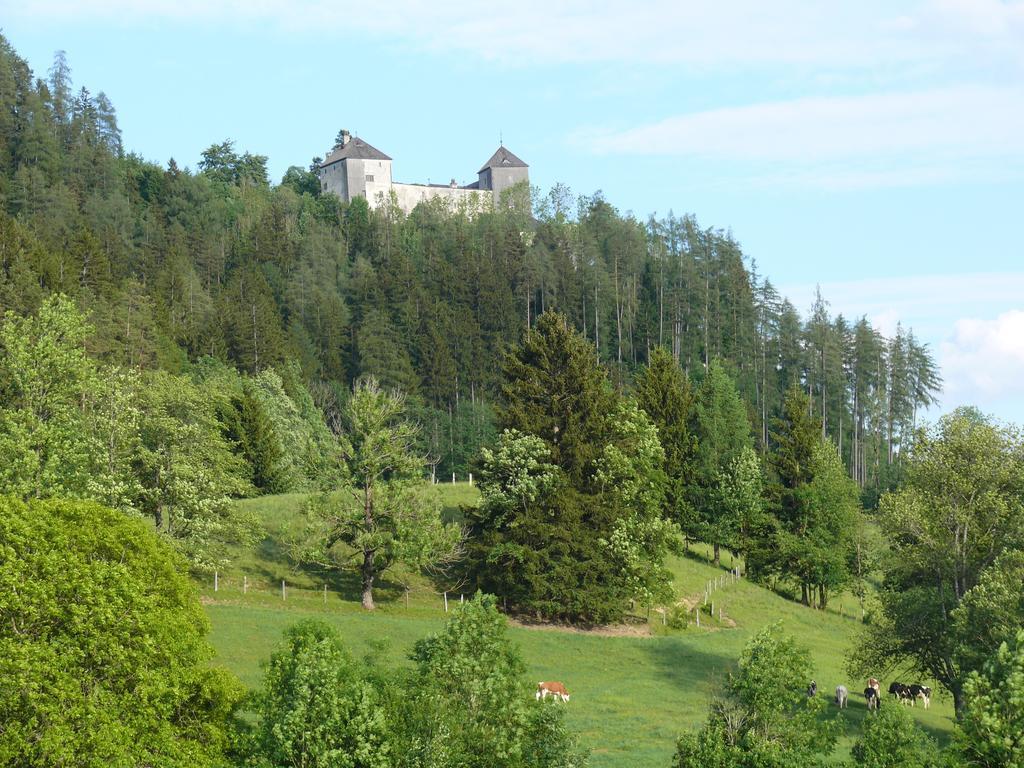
[235,384,284,492]
[634,346,697,537]
[689,360,751,564]
[499,311,615,485]
[471,312,663,622]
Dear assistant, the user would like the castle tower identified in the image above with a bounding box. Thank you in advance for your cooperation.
[478,145,529,201]
[319,130,393,205]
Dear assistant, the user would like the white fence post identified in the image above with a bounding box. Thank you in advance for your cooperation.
[282,580,286,601]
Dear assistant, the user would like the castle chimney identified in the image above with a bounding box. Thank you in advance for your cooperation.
[341,130,351,146]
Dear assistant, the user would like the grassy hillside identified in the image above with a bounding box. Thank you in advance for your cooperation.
[202,486,954,767]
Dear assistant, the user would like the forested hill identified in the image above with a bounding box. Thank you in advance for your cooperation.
[0,38,939,496]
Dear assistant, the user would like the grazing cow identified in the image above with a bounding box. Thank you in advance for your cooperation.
[807,680,817,698]
[537,681,570,702]
[864,686,880,713]
[867,677,880,694]
[835,685,848,709]
[890,683,914,705]
[909,684,932,709]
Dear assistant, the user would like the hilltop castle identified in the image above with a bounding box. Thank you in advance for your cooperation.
[318,130,528,213]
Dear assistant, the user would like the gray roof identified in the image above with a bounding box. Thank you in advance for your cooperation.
[478,146,528,173]
[321,137,392,166]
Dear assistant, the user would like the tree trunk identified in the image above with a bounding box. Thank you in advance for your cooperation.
[361,550,375,610]
[952,683,965,720]
[801,583,810,606]
[713,542,721,567]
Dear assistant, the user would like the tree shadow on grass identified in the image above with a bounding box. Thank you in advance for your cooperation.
[642,635,739,699]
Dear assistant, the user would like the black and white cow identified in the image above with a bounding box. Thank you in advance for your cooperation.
[864,686,880,713]
[888,681,907,701]
[807,680,818,698]
[909,684,932,709]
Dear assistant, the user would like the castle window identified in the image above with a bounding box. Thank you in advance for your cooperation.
[366,174,375,182]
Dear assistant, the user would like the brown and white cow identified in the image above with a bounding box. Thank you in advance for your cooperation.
[867,677,880,694]
[537,681,570,702]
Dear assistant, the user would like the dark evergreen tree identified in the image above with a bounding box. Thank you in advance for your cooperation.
[689,360,751,564]
[468,312,632,623]
[634,346,697,537]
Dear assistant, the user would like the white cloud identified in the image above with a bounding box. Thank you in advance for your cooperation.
[940,310,1024,404]
[8,0,1024,69]
[574,86,1024,186]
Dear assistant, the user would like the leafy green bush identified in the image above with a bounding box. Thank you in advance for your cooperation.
[0,496,244,767]
[252,620,390,768]
[851,705,940,768]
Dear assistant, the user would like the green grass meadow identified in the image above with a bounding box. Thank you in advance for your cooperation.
[202,485,954,767]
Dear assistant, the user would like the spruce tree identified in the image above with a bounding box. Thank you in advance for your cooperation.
[689,360,751,564]
[633,346,696,536]
[469,312,635,623]
[235,385,284,493]
[499,311,615,485]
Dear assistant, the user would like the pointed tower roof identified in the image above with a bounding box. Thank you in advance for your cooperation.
[478,146,528,173]
[321,136,392,167]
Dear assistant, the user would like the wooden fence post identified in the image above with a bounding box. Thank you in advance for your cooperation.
[243,575,248,594]
[323,584,327,604]
[214,570,218,592]
[444,592,448,612]
[281,580,286,601]
[695,609,700,628]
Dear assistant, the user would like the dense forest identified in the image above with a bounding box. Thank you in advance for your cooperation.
[0,38,939,499]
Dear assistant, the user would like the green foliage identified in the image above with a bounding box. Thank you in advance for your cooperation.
[850,704,941,768]
[672,623,837,768]
[301,378,460,609]
[234,383,286,492]
[199,139,269,186]
[400,594,588,768]
[633,346,697,533]
[851,410,1024,714]
[594,399,676,604]
[473,313,672,622]
[500,312,616,484]
[714,445,767,559]
[254,620,390,768]
[136,369,257,570]
[956,629,1024,768]
[689,360,751,562]
[0,496,244,767]
[248,366,339,491]
[758,386,863,608]
[952,550,1024,675]
[0,294,100,498]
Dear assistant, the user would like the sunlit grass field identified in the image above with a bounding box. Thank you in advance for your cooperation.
[202,485,954,767]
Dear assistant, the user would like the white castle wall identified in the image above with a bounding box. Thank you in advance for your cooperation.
[385,183,491,213]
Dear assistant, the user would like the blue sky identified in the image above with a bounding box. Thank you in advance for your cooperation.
[3,1,1023,422]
